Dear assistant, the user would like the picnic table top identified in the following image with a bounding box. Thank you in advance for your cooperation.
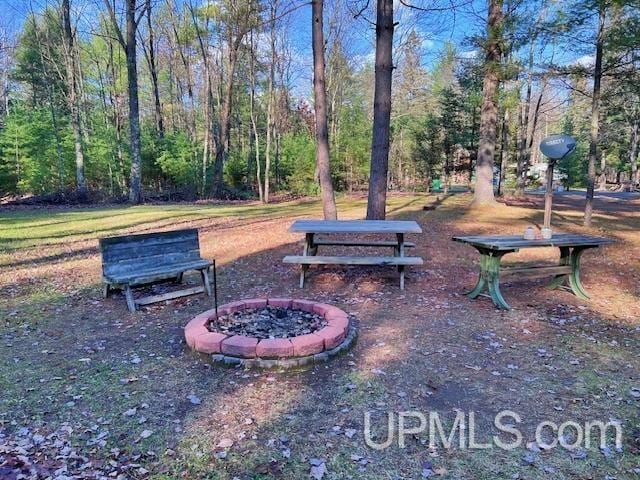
[452,233,613,251]
[290,219,423,234]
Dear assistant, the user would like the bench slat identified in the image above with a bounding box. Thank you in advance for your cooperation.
[135,286,206,306]
[102,240,200,263]
[283,255,423,266]
[103,251,203,275]
[105,259,212,285]
[290,220,423,234]
[312,240,416,248]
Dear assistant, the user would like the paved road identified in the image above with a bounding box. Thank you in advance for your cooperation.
[527,189,640,200]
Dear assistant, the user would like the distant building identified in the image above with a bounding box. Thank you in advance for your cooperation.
[530,162,567,191]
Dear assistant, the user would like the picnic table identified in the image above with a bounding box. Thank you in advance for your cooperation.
[453,233,613,310]
[284,220,423,289]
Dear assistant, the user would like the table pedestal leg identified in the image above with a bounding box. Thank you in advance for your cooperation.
[467,248,511,310]
[548,246,593,300]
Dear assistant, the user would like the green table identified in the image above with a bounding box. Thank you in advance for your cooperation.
[452,234,613,310]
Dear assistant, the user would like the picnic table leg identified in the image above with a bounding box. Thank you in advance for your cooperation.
[568,246,592,300]
[548,246,593,300]
[397,233,405,290]
[467,248,511,310]
[299,233,315,288]
[548,247,571,290]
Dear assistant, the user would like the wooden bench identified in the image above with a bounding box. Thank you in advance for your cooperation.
[285,220,423,289]
[452,233,612,310]
[99,229,215,312]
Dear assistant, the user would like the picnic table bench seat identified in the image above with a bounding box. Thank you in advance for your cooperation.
[283,255,423,266]
[100,228,215,312]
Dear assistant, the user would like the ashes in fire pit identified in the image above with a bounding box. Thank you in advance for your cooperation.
[208,306,327,339]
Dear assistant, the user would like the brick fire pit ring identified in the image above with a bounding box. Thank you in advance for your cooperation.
[185,298,356,368]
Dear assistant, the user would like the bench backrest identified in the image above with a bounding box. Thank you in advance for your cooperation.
[99,228,202,278]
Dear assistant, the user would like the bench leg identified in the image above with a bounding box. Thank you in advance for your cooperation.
[103,283,111,299]
[124,285,136,312]
[175,272,184,284]
[298,233,314,288]
[397,233,406,289]
[200,268,212,296]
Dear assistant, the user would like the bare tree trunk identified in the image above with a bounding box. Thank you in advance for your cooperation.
[473,0,503,205]
[366,0,393,219]
[248,32,263,202]
[188,1,214,197]
[311,0,337,220]
[168,2,196,138]
[105,0,144,204]
[202,74,210,195]
[144,0,163,138]
[584,5,605,227]
[125,1,142,203]
[106,37,127,193]
[211,46,236,197]
[444,144,451,195]
[264,0,278,204]
[498,107,509,196]
[630,119,639,187]
[61,0,86,195]
[598,149,607,190]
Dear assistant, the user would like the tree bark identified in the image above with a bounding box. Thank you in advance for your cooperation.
[248,31,263,202]
[311,0,337,220]
[144,0,163,138]
[211,44,237,197]
[105,0,143,204]
[366,0,394,219]
[498,107,509,196]
[584,5,605,227]
[188,1,214,196]
[629,119,639,187]
[125,0,142,203]
[473,0,503,205]
[61,0,86,195]
[598,149,607,190]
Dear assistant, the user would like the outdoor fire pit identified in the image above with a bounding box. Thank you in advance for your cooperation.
[185,298,356,368]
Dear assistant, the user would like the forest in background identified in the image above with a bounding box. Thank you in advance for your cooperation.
[0,0,638,213]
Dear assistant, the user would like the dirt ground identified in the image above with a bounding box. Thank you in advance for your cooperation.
[1,192,639,480]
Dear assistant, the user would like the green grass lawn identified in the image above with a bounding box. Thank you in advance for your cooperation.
[0,194,427,251]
